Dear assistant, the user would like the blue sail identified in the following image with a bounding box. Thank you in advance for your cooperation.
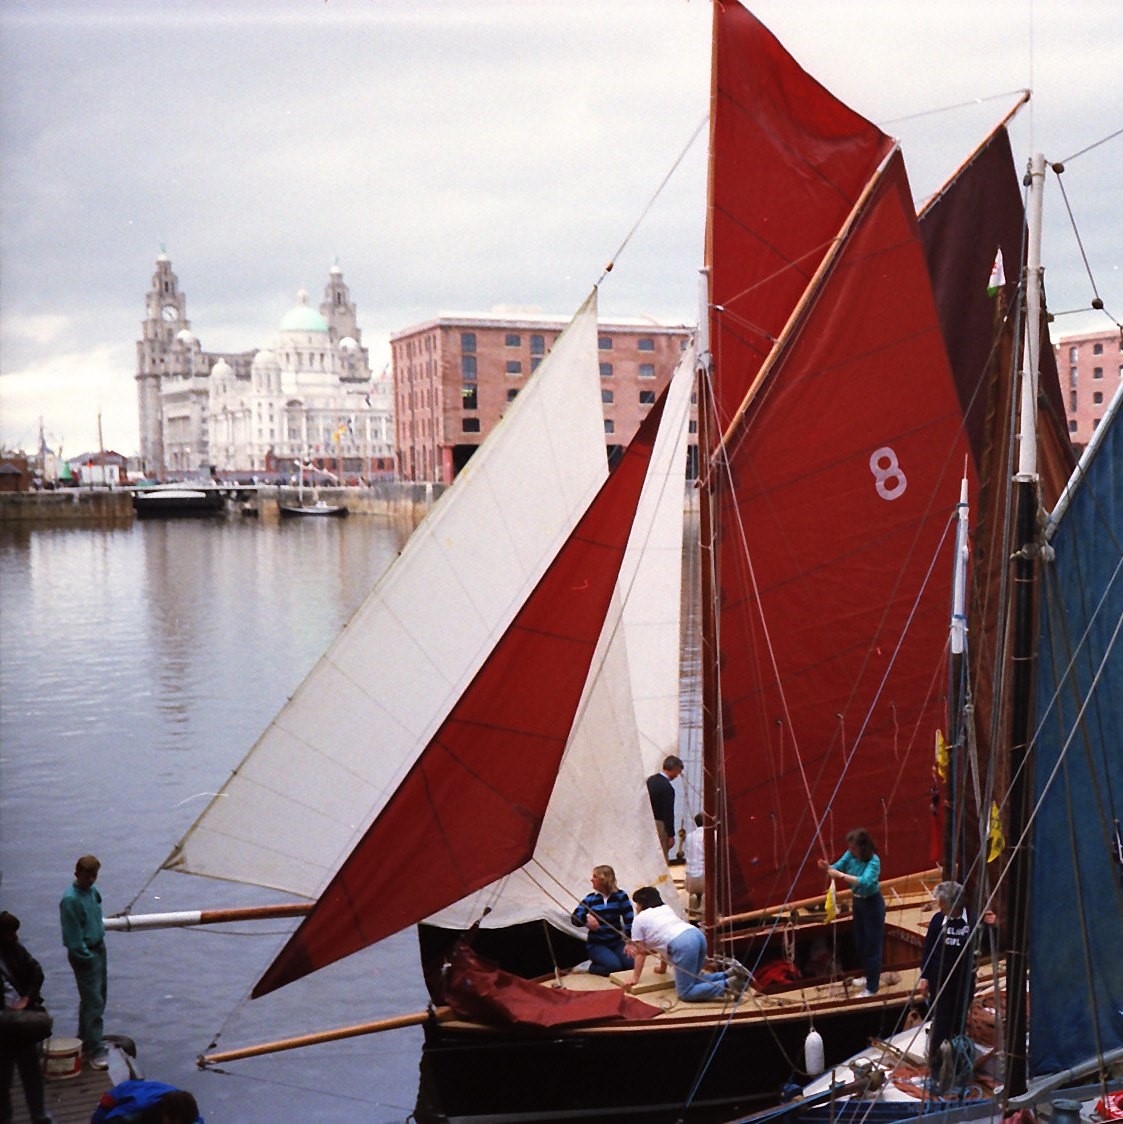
[1029,385,1123,1077]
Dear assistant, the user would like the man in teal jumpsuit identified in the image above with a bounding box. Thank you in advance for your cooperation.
[59,854,108,1069]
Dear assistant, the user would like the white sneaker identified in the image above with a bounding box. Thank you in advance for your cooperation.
[851,977,866,989]
[855,988,874,998]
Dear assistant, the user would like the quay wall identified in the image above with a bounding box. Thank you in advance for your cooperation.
[0,489,133,523]
[0,483,446,526]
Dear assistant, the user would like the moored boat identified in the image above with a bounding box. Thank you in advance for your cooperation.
[113,6,1107,1122]
[131,486,226,519]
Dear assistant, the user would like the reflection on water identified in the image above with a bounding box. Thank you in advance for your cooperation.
[0,516,429,1122]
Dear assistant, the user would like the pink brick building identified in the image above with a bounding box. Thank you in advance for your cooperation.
[391,312,692,483]
[1054,328,1123,449]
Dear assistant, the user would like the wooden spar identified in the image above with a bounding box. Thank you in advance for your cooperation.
[712,144,897,466]
[716,868,940,929]
[916,91,1031,221]
[105,903,312,931]
[199,1006,453,1067]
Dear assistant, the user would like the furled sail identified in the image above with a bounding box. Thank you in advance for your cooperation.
[425,344,696,935]
[163,292,607,899]
[255,388,670,995]
[712,148,975,911]
[1029,384,1123,1076]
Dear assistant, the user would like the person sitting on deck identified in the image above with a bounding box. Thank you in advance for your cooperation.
[571,865,635,977]
[626,886,748,1002]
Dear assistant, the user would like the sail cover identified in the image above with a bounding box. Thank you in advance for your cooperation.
[1029,386,1123,1076]
[256,392,669,995]
[163,292,607,899]
[713,146,975,911]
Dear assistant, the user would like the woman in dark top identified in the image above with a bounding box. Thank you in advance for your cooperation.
[571,865,635,976]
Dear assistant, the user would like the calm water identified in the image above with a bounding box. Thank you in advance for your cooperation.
[0,515,431,1122]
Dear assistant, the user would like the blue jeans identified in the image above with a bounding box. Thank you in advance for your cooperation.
[851,893,885,992]
[588,939,633,977]
[667,926,728,1002]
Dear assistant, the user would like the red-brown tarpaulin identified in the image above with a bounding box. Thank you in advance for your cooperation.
[442,945,662,1029]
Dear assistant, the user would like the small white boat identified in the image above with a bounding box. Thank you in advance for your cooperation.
[278,500,348,518]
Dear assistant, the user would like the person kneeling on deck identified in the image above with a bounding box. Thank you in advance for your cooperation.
[626,887,748,1002]
[571,865,635,977]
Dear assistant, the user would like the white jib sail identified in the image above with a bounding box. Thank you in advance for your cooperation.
[165,291,608,898]
[426,342,696,933]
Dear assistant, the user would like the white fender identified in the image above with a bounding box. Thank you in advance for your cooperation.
[804,1028,825,1076]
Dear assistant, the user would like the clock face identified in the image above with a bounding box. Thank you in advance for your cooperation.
[161,305,178,322]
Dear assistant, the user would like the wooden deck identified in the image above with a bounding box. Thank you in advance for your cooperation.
[10,1063,111,1124]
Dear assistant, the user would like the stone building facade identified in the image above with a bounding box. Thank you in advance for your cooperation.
[135,255,394,479]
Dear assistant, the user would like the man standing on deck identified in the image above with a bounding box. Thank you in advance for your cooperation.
[646,755,683,858]
[59,854,108,1070]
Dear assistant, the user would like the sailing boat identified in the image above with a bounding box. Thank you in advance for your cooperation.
[125,3,1084,1120]
[748,385,1123,1124]
[278,458,348,518]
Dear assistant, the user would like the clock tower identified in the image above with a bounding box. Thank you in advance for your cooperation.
[136,252,191,476]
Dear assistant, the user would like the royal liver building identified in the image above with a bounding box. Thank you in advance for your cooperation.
[135,253,394,479]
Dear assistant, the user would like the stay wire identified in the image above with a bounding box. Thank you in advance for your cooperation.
[1051,164,1123,330]
[595,113,707,288]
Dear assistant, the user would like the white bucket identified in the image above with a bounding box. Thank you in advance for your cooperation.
[42,1036,83,1080]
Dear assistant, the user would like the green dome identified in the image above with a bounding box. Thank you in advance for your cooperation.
[280,289,328,333]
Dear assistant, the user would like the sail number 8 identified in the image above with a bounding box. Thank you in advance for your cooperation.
[869,447,907,501]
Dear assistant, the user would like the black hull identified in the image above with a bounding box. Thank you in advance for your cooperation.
[132,491,227,518]
[415,999,911,1123]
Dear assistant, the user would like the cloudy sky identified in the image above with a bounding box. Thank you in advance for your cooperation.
[1,0,1119,456]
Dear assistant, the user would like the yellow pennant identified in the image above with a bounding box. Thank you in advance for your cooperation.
[934,730,949,782]
[824,881,837,922]
[987,802,1005,862]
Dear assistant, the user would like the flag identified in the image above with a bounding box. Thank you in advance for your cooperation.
[987,248,1005,297]
[934,730,949,782]
[986,802,1005,862]
[824,881,836,923]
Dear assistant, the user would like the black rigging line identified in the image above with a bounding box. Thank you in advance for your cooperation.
[1049,163,1123,331]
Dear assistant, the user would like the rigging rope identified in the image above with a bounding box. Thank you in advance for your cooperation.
[1050,163,1122,329]
[595,113,707,288]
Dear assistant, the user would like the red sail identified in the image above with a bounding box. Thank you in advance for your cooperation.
[254,396,667,996]
[714,151,974,911]
[709,3,893,429]
[918,121,1075,882]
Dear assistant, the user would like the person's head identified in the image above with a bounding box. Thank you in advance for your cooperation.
[75,855,101,889]
[693,813,704,828]
[0,910,20,946]
[933,880,965,918]
[662,754,684,779]
[591,865,617,894]
[632,886,663,912]
[845,829,876,862]
[157,1089,201,1124]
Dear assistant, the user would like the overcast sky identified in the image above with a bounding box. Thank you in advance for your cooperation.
[1,0,1119,456]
